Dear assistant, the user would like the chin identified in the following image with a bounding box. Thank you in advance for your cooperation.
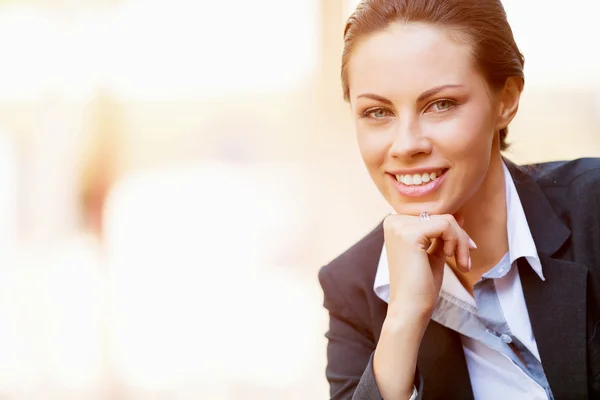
[390,200,446,216]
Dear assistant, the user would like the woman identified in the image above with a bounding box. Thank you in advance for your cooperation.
[318,0,600,399]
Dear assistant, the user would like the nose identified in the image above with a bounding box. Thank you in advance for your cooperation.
[388,119,432,160]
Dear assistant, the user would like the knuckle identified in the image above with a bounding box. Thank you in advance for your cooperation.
[445,235,458,243]
[439,214,457,225]
[383,216,403,236]
[383,215,416,241]
[383,215,397,231]
[438,218,452,230]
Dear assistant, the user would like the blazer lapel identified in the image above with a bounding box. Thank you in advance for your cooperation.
[417,321,474,399]
[508,160,588,399]
[519,257,588,400]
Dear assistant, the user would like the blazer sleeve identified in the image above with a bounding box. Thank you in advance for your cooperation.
[319,266,423,400]
[319,266,384,399]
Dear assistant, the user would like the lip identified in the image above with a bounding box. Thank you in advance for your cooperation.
[389,169,448,197]
[388,166,448,175]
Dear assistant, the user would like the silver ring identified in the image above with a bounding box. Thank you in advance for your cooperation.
[419,211,431,221]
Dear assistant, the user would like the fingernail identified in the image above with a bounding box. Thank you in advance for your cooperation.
[469,238,478,249]
[468,256,472,271]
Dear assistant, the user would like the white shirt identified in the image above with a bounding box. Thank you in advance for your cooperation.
[374,163,549,399]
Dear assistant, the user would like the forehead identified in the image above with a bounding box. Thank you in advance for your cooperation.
[348,22,482,99]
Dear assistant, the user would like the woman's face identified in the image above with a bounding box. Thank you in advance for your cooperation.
[348,22,509,216]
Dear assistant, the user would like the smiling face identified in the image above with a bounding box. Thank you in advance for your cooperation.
[348,22,513,216]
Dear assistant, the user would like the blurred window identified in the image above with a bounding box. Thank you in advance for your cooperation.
[0,0,319,102]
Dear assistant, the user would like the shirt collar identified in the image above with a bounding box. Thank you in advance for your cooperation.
[503,162,543,279]
[374,162,544,302]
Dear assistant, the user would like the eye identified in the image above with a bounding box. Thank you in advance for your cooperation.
[361,107,393,120]
[426,99,456,113]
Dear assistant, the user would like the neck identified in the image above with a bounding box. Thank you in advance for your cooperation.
[452,150,508,289]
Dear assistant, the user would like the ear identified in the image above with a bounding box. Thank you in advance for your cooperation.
[496,77,523,131]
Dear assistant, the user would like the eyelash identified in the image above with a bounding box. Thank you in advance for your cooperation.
[359,107,392,120]
[359,98,459,120]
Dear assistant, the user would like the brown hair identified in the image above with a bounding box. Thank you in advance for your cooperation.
[342,0,525,150]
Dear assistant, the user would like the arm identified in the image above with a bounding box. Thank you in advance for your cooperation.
[320,214,474,399]
[319,266,384,399]
[373,308,427,399]
[320,267,422,400]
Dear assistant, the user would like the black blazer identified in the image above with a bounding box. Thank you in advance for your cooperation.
[318,158,600,400]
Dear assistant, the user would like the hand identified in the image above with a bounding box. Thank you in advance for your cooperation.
[383,213,476,318]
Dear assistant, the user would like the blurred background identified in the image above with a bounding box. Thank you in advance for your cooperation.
[0,0,598,398]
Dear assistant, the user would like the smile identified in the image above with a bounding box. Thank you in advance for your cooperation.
[389,168,449,197]
[395,169,446,186]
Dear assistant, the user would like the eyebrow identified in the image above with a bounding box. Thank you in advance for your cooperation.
[416,84,464,102]
[356,84,465,104]
[356,93,393,105]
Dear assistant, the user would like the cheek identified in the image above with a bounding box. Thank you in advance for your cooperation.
[356,126,386,169]
[428,104,495,156]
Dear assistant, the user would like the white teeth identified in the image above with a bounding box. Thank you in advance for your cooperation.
[395,170,444,186]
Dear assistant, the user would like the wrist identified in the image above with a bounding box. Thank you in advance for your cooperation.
[384,303,432,331]
[374,308,426,400]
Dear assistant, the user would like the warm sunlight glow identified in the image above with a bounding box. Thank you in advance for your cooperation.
[103,163,320,392]
[0,0,318,102]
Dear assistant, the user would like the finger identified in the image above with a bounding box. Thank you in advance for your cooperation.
[427,237,446,260]
[435,215,473,272]
[416,217,461,259]
[452,214,478,251]
[384,214,474,272]
[428,237,446,282]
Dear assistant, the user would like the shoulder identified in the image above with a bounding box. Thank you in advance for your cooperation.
[522,157,600,190]
[318,221,385,314]
[319,222,384,286]
[518,157,600,226]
